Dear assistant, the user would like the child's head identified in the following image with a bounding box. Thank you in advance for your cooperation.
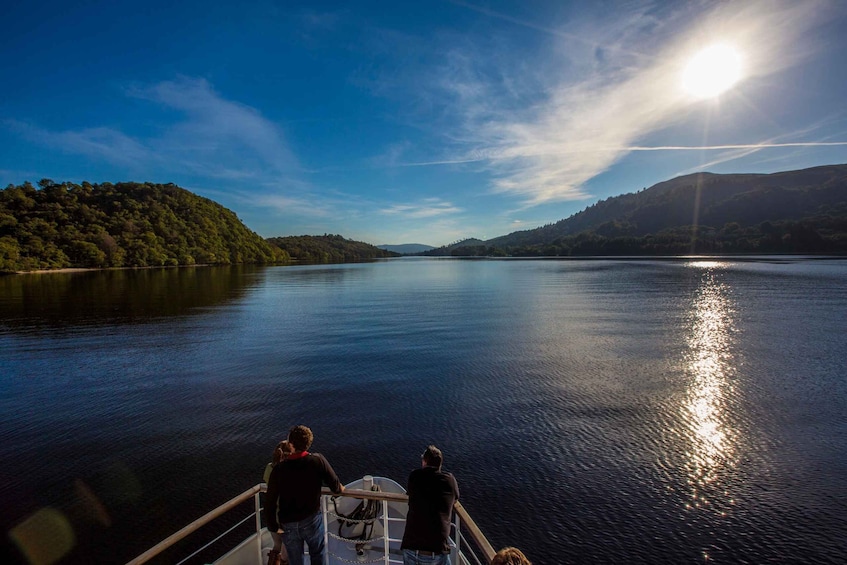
[491,547,532,565]
[273,440,294,464]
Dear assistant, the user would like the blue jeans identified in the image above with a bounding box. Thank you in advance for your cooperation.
[281,511,326,565]
[403,549,451,565]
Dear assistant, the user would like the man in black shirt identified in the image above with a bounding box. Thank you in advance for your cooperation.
[265,425,344,565]
[401,445,460,565]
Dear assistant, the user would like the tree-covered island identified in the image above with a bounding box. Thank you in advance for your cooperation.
[0,180,288,272]
[0,180,397,273]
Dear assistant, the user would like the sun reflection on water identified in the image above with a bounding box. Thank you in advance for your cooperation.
[682,263,737,510]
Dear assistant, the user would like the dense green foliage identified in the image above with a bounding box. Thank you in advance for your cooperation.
[437,217,847,256]
[267,234,399,263]
[424,164,847,256]
[0,180,288,272]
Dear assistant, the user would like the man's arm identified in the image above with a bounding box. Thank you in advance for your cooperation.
[319,454,344,494]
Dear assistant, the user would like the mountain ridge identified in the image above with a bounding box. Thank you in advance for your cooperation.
[377,243,435,254]
[424,163,847,256]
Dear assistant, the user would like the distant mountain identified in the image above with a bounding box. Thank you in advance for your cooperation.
[427,164,847,256]
[421,238,488,256]
[267,234,399,262]
[377,243,435,254]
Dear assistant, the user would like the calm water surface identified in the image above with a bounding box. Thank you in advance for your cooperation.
[1,258,846,564]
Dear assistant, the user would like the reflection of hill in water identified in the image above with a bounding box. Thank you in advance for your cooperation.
[0,266,262,330]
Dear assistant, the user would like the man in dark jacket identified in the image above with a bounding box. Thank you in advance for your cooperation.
[265,425,344,565]
[401,445,460,565]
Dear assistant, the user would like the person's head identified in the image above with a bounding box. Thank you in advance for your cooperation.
[273,440,294,465]
[288,425,314,452]
[421,445,443,469]
[491,547,532,565]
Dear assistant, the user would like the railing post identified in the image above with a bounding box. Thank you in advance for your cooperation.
[255,491,263,565]
[453,511,462,564]
[382,499,390,564]
[321,495,329,565]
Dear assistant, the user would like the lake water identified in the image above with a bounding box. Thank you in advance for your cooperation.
[1,258,846,564]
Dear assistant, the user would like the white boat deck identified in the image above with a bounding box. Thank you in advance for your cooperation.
[126,476,494,565]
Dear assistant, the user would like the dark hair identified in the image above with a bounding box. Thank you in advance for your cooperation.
[288,425,314,452]
[491,547,532,565]
[422,445,443,468]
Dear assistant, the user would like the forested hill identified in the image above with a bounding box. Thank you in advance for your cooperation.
[267,234,399,262]
[0,180,288,273]
[426,164,847,256]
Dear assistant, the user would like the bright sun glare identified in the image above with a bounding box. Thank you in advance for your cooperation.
[682,44,743,99]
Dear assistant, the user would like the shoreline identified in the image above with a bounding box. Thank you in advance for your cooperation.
[6,253,846,275]
[10,264,215,275]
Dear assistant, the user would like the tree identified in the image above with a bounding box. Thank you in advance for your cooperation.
[0,181,290,271]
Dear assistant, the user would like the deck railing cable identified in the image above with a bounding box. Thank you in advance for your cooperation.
[126,484,496,565]
[126,484,262,565]
[174,510,257,565]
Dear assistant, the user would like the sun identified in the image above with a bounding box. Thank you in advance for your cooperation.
[682,44,743,99]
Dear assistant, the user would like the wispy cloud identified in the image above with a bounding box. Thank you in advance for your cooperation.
[241,193,335,218]
[434,0,835,207]
[628,142,847,151]
[6,77,300,186]
[369,141,414,168]
[127,77,298,178]
[5,119,156,168]
[379,197,462,218]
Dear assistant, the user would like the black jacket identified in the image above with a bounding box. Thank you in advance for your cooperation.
[400,466,460,553]
[264,452,342,529]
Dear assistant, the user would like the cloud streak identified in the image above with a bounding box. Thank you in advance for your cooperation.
[439,0,835,207]
[628,142,847,152]
[379,197,462,219]
[396,142,847,168]
[127,77,298,178]
[6,77,300,186]
[5,119,156,168]
[241,193,335,218]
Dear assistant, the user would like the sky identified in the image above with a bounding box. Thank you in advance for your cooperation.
[2,0,847,247]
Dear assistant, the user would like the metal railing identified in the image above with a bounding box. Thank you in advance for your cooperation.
[126,484,495,565]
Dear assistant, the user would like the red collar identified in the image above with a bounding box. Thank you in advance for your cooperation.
[288,451,310,460]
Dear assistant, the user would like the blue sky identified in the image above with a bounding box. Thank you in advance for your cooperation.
[2,0,846,247]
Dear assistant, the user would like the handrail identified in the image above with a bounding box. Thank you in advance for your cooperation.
[454,501,496,562]
[126,485,263,565]
[320,486,408,503]
[127,484,496,565]
[325,487,496,562]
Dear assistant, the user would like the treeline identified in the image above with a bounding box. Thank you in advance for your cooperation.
[0,180,288,273]
[267,234,399,263]
[439,217,847,256]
